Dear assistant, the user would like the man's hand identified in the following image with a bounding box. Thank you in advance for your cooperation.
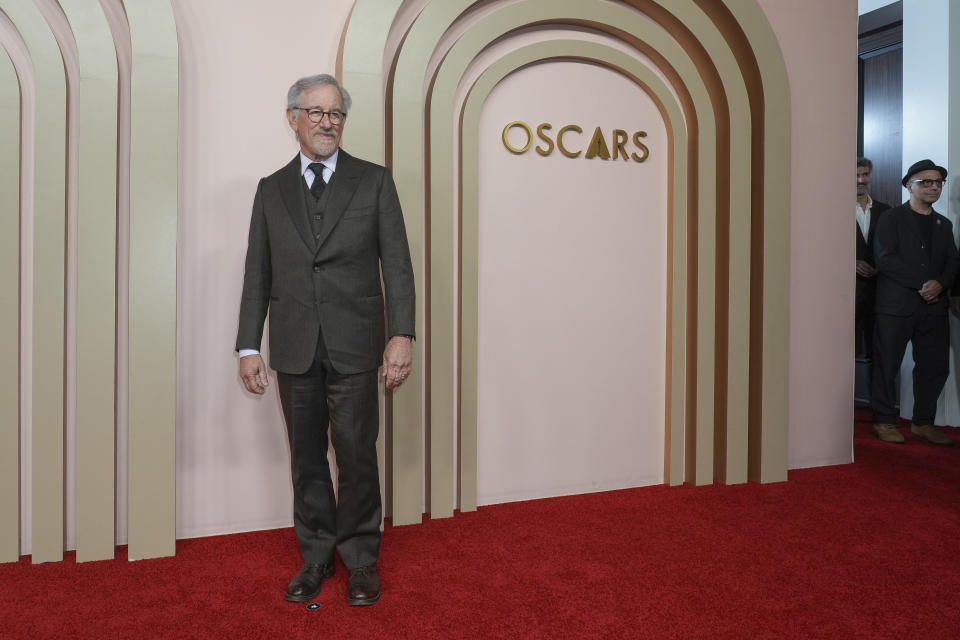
[239,354,269,395]
[919,279,944,304]
[383,335,412,390]
[856,260,876,278]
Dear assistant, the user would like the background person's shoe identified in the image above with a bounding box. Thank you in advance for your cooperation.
[911,423,955,446]
[872,423,905,443]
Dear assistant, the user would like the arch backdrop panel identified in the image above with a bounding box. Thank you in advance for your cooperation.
[341,0,791,520]
[0,0,178,564]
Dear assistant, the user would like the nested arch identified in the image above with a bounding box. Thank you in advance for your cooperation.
[0,10,29,564]
[340,0,791,520]
[423,0,717,514]
[454,41,689,504]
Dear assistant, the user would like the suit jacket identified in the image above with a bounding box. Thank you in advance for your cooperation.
[873,202,959,316]
[856,198,890,307]
[236,150,415,374]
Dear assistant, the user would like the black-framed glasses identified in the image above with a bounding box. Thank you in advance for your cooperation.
[909,178,946,188]
[295,107,346,125]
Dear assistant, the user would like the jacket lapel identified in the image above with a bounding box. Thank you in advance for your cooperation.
[278,155,316,251]
[315,149,362,251]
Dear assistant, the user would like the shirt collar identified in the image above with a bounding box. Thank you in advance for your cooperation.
[299,148,339,176]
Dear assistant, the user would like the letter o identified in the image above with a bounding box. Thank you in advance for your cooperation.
[502,121,533,154]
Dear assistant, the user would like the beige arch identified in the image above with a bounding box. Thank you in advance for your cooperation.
[339,0,403,165]
[33,0,83,561]
[448,33,692,498]
[1,0,68,564]
[339,0,404,525]
[0,0,176,565]
[0,13,24,564]
[338,1,786,516]
[420,0,717,501]
[98,0,133,549]
[388,0,476,526]
[59,0,119,563]
[652,0,752,485]
[455,40,689,509]
[127,0,178,561]
[349,0,720,521]
[718,0,790,483]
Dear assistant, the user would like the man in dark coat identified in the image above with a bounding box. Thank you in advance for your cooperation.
[871,159,957,446]
[855,157,890,357]
[236,74,416,605]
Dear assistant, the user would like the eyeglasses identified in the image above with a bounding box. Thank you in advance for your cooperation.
[296,107,346,125]
[909,178,945,188]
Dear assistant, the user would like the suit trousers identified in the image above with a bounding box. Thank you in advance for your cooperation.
[276,329,381,569]
[871,309,949,425]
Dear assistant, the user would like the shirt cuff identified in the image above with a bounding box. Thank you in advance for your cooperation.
[238,349,260,358]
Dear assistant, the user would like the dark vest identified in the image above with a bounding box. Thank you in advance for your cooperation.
[301,175,331,247]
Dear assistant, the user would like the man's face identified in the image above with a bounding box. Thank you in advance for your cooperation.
[287,84,344,160]
[856,165,870,197]
[906,169,944,206]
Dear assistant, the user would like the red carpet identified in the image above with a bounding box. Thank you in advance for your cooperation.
[2,412,958,639]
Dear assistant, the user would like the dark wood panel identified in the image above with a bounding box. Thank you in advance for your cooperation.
[859,27,903,57]
[861,47,903,207]
[859,1,902,36]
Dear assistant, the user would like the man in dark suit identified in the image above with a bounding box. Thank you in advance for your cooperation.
[236,74,416,605]
[855,157,890,357]
[871,159,957,446]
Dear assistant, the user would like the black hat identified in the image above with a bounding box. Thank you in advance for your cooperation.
[902,159,947,186]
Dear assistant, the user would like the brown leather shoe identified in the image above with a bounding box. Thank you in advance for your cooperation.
[911,423,955,446]
[872,423,905,444]
[284,562,335,602]
[346,565,381,606]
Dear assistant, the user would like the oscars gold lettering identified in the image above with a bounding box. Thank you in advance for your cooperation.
[501,121,533,154]
[612,129,629,161]
[535,123,555,156]
[585,127,611,159]
[502,121,650,162]
[631,131,649,163]
[556,124,583,158]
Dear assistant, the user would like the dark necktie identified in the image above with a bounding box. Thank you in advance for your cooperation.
[308,162,326,199]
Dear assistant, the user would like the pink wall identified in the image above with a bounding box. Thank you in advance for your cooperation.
[172,0,355,538]
[758,0,858,468]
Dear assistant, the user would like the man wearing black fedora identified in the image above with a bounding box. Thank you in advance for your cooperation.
[871,159,958,446]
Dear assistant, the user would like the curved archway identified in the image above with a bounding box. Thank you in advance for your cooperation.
[340,0,791,522]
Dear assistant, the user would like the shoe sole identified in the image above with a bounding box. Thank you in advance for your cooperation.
[911,431,955,446]
[285,590,321,603]
[346,591,382,606]
[872,432,904,444]
[284,565,335,602]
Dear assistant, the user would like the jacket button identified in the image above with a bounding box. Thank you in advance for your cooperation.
[313,263,321,273]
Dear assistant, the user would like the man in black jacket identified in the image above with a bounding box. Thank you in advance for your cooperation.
[871,159,958,445]
[856,157,890,357]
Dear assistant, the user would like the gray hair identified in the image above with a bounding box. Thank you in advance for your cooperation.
[857,156,873,172]
[287,74,352,113]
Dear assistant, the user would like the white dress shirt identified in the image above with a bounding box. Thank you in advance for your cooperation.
[856,195,873,240]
